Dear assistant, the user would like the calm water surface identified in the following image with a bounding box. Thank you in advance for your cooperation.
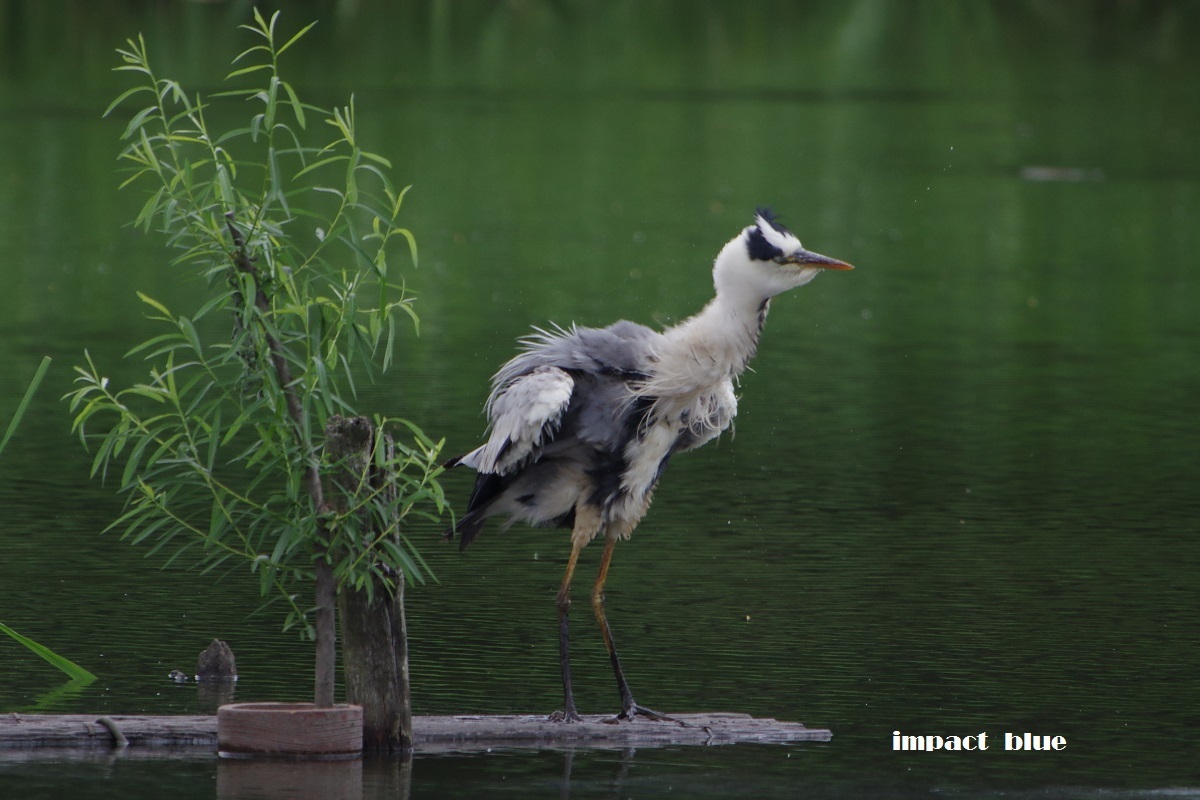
[1,2,1198,797]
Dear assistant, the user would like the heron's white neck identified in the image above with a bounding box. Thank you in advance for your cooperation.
[641,230,825,399]
[644,287,769,399]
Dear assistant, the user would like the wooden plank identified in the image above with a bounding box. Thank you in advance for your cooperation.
[0,714,217,748]
[415,713,831,752]
[0,712,830,754]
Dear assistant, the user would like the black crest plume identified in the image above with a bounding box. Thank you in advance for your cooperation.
[747,206,794,262]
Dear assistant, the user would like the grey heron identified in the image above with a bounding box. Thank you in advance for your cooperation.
[444,210,853,722]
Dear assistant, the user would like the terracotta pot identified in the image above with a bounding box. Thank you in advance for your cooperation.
[218,702,363,759]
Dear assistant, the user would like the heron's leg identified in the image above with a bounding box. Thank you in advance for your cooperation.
[549,505,602,723]
[549,534,586,723]
[591,530,686,726]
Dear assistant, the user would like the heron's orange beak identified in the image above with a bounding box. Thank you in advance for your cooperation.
[785,249,854,270]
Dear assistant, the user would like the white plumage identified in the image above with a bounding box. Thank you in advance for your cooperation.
[445,209,852,723]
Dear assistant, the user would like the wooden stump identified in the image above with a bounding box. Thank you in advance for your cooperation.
[338,576,411,752]
[323,415,412,752]
[196,639,238,681]
[217,703,363,758]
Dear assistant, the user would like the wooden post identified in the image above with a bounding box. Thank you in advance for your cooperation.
[338,569,411,751]
[324,415,412,751]
[313,559,337,709]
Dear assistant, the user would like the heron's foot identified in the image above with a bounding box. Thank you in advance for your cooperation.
[548,708,583,723]
[603,703,690,727]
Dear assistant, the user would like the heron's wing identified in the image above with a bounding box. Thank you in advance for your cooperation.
[444,322,662,549]
[456,366,575,475]
[493,321,659,386]
[453,320,662,473]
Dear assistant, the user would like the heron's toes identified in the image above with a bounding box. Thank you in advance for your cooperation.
[548,709,583,723]
[607,703,690,727]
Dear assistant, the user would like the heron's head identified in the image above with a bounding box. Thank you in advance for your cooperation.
[713,209,853,302]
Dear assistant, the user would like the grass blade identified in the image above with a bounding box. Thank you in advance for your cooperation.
[0,356,51,458]
[0,622,97,681]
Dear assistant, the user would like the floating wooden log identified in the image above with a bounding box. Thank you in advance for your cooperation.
[0,712,830,754]
[414,713,830,752]
[0,714,217,749]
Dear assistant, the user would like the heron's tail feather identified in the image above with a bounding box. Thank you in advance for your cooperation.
[443,470,506,551]
[442,511,489,551]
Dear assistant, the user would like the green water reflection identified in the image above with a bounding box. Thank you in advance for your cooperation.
[1,1,1198,796]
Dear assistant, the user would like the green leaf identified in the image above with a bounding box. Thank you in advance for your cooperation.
[266,146,290,218]
[280,80,306,129]
[390,183,413,220]
[276,20,317,57]
[117,167,154,191]
[121,105,160,141]
[207,408,222,472]
[134,516,173,549]
[136,291,173,319]
[103,84,154,119]
[265,75,280,130]
[0,622,97,682]
[360,150,392,169]
[292,155,346,181]
[126,332,181,359]
[134,187,165,232]
[208,497,226,539]
[225,63,273,80]
[178,316,203,356]
[231,43,272,62]
[0,356,51,459]
[395,227,419,268]
[120,432,154,490]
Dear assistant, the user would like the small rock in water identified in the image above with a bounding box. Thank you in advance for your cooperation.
[196,639,238,682]
[168,669,189,684]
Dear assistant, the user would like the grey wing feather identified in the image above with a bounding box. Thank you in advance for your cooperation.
[458,366,574,474]
[492,321,659,388]
[446,320,668,547]
[461,320,662,473]
[460,319,667,470]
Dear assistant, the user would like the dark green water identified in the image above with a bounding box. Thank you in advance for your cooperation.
[2,2,1199,797]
